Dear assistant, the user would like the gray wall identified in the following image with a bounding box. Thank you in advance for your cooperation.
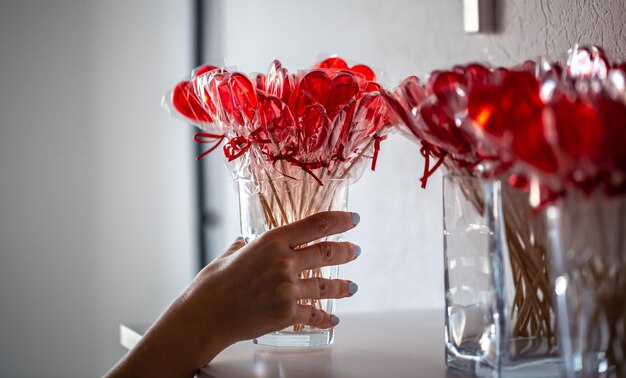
[0,0,624,376]
[0,1,195,376]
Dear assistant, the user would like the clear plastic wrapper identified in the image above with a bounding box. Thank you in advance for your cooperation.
[164,56,393,185]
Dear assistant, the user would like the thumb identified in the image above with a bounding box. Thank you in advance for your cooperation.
[223,236,245,256]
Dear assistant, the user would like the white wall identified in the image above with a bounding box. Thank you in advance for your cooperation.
[206,0,626,313]
[0,1,195,376]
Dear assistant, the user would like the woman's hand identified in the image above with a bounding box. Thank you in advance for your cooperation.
[186,210,360,343]
[106,211,360,378]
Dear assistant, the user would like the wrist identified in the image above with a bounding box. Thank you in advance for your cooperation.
[174,292,235,366]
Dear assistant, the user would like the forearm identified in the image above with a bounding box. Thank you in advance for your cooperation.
[105,296,231,378]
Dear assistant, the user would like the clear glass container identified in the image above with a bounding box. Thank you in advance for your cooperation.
[545,193,626,378]
[443,174,561,377]
[238,176,349,347]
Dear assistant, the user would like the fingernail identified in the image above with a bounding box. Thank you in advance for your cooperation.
[348,282,359,295]
[351,212,360,226]
[354,244,361,258]
[331,315,340,326]
[234,236,244,243]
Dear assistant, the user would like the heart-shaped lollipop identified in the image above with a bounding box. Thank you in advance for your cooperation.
[463,63,492,88]
[193,64,219,78]
[266,60,294,104]
[419,101,469,157]
[398,76,428,110]
[350,64,376,82]
[299,104,331,158]
[229,72,257,125]
[550,94,603,162]
[172,81,212,123]
[199,72,230,124]
[470,71,558,173]
[255,91,296,150]
[428,71,467,101]
[349,92,386,145]
[315,57,349,70]
[296,70,331,109]
[326,72,360,120]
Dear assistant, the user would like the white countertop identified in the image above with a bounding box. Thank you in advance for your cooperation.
[121,310,470,378]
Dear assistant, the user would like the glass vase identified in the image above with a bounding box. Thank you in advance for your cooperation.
[443,174,561,377]
[238,176,349,347]
[545,193,626,378]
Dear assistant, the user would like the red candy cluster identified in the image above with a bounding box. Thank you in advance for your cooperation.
[390,45,626,205]
[168,57,390,183]
[384,67,493,188]
[384,65,503,188]
[470,46,626,200]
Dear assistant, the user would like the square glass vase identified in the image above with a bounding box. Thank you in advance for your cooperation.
[443,174,561,377]
[545,193,626,378]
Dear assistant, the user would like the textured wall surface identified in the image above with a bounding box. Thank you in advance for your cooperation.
[208,0,626,313]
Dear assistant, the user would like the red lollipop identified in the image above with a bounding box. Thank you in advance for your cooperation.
[350,64,376,82]
[293,89,315,118]
[294,70,331,111]
[428,71,467,100]
[451,65,465,75]
[172,81,212,123]
[492,67,511,82]
[352,92,386,137]
[254,73,267,92]
[193,64,219,78]
[381,88,420,140]
[266,60,293,103]
[327,99,356,158]
[470,71,543,138]
[419,101,470,156]
[363,82,383,93]
[598,94,626,172]
[192,74,217,118]
[256,91,296,148]
[336,93,387,168]
[229,72,257,124]
[518,60,537,74]
[299,104,331,157]
[511,119,558,174]
[470,71,558,173]
[463,63,492,87]
[398,76,428,110]
[468,84,503,137]
[326,72,360,120]
[550,94,603,162]
[315,57,349,70]
[207,72,240,124]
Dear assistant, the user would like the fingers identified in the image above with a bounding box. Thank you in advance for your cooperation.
[297,278,358,300]
[223,236,245,256]
[295,241,360,270]
[293,305,340,329]
[274,211,360,247]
